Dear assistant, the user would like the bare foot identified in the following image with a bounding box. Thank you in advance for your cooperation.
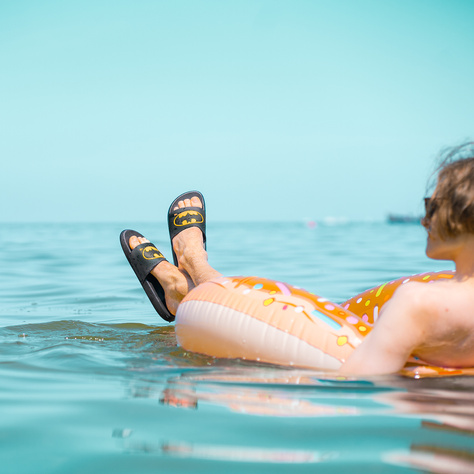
[172,196,207,270]
[171,195,221,286]
[129,235,193,315]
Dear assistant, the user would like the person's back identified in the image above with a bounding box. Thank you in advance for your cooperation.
[408,277,474,366]
[342,144,474,375]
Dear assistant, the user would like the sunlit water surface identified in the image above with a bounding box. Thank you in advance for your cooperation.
[1,222,473,473]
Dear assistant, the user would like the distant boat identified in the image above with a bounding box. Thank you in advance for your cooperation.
[387,214,421,224]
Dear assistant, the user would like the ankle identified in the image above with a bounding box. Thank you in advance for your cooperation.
[179,246,208,274]
[151,262,183,291]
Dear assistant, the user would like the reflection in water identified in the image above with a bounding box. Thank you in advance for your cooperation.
[122,367,474,471]
[379,388,474,472]
[161,442,329,463]
[157,369,372,417]
[377,388,474,431]
[387,445,474,474]
[160,386,359,417]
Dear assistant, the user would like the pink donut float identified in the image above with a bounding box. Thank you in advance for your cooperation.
[175,271,474,377]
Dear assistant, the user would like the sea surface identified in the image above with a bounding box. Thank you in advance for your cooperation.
[1,221,473,474]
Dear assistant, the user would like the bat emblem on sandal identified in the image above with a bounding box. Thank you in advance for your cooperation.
[173,210,204,227]
[141,246,164,260]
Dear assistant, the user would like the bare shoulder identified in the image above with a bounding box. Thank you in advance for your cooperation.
[392,279,446,298]
[340,281,438,375]
[388,279,474,342]
[393,278,474,317]
[376,280,458,338]
[385,281,441,318]
[343,277,474,373]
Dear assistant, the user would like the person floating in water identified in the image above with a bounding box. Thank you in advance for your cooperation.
[121,143,474,375]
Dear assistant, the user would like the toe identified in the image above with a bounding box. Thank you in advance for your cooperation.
[129,235,139,249]
[190,196,202,208]
[129,235,149,249]
[174,195,202,210]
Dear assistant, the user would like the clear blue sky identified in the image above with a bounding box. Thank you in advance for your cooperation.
[1,0,473,222]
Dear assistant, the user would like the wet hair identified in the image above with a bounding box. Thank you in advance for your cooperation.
[422,142,474,239]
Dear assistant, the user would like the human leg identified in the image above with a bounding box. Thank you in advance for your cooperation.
[127,235,193,315]
[170,195,222,286]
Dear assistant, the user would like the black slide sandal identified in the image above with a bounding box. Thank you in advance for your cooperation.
[167,191,206,266]
[119,229,174,322]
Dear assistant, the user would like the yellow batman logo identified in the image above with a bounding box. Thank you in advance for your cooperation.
[173,210,204,227]
[141,246,164,260]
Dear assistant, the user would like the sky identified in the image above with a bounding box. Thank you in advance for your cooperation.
[1,0,473,223]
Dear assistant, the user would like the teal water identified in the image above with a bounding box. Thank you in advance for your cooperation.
[1,221,473,473]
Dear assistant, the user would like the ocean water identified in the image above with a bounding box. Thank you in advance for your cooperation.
[1,221,473,474]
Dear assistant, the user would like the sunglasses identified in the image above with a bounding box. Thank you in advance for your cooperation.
[424,197,440,218]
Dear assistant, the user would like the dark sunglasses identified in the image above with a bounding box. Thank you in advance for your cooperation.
[424,197,440,218]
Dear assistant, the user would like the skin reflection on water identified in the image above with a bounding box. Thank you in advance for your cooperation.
[161,443,333,463]
[159,377,361,417]
[379,388,474,473]
[118,368,474,471]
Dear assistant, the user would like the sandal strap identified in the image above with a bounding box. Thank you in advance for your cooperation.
[169,206,206,244]
[130,242,167,282]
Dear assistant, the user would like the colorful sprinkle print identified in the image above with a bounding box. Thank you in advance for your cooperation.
[341,270,455,325]
[275,282,291,296]
[337,336,348,346]
[310,310,342,330]
[179,270,474,378]
[239,271,455,359]
[180,270,472,378]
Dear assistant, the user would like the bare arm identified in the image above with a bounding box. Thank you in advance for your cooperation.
[340,283,429,376]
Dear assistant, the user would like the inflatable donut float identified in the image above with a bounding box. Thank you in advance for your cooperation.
[175,271,474,377]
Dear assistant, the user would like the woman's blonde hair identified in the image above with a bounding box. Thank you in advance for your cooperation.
[423,143,474,239]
